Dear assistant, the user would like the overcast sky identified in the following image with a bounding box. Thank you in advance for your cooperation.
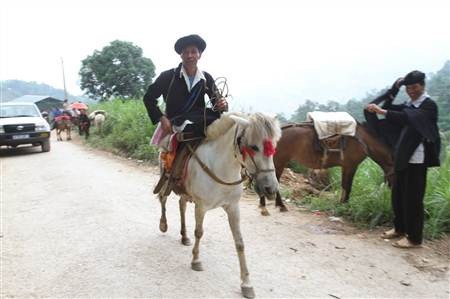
[1,0,449,116]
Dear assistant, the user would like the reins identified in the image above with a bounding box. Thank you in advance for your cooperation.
[186,143,247,185]
[186,123,276,187]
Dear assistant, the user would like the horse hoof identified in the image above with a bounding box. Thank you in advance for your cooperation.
[181,237,191,246]
[279,206,288,212]
[241,286,255,298]
[260,209,270,216]
[159,221,168,233]
[191,261,204,271]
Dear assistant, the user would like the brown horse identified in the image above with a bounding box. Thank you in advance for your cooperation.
[55,116,72,141]
[259,122,394,215]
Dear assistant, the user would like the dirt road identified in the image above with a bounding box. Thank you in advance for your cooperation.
[2,133,449,298]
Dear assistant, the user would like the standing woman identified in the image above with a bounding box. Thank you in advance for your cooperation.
[365,70,441,248]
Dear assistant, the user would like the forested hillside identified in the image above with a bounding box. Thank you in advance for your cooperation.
[289,61,450,131]
[0,80,91,103]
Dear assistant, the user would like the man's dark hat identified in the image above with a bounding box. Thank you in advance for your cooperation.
[403,70,426,85]
[174,34,206,54]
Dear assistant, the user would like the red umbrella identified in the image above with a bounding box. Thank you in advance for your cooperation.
[70,102,88,110]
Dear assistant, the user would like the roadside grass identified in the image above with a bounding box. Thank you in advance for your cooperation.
[291,154,450,239]
[84,99,159,161]
[423,155,450,238]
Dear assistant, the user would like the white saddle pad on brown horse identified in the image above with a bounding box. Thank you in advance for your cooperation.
[306,111,357,140]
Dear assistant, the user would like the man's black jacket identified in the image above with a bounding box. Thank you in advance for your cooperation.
[143,63,220,127]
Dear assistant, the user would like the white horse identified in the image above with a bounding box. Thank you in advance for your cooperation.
[94,114,105,134]
[157,112,281,298]
[89,110,106,135]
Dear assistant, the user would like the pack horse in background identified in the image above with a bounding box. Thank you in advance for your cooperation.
[258,112,395,215]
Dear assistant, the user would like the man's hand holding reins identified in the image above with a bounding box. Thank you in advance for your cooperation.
[214,98,228,112]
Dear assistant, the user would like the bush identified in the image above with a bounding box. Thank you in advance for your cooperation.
[292,154,450,239]
[85,99,159,162]
[287,160,308,174]
[424,155,450,238]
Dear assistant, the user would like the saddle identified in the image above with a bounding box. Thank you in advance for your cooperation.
[55,115,71,122]
[306,112,356,166]
[317,134,348,165]
[153,133,203,196]
[306,111,356,139]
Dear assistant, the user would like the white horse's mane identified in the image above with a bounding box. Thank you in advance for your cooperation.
[206,112,281,143]
[205,112,243,140]
[244,113,281,144]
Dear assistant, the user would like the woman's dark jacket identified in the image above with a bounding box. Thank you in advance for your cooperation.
[143,63,221,128]
[373,85,441,171]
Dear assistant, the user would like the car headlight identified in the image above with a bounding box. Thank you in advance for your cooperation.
[0,125,4,134]
[35,122,50,132]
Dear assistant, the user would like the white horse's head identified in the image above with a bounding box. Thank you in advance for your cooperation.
[231,113,282,199]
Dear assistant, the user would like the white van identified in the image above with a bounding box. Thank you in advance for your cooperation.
[0,102,51,152]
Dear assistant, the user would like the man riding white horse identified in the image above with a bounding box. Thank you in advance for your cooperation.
[143,34,228,194]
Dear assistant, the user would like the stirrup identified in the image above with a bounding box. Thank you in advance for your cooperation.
[153,172,169,194]
[162,180,173,196]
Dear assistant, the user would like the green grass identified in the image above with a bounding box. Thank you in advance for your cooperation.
[423,155,450,238]
[291,154,450,239]
[287,160,308,174]
[84,99,159,162]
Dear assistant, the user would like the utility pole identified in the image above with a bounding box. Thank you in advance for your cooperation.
[60,57,68,101]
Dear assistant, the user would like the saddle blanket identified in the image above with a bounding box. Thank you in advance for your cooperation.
[55,115,71,122]
[306,111,356,140]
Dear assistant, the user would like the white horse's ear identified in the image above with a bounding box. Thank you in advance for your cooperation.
[229,115,250,127]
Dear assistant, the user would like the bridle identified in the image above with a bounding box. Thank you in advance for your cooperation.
[187,125,276,186]
[235,128,275,174]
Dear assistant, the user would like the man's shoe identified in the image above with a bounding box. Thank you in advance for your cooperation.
[392,237,422,249]
[381,228,404,239]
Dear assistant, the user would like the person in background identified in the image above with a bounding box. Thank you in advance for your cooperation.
[78,108,90,138]
[50,107,63,130]
[365,70,441,248]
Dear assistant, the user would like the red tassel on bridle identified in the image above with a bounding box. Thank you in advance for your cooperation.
[241,146,255,161]
[241,139,276,161]
[263,139,276,157]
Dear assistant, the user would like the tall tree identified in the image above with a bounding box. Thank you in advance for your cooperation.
[290,99,319,122]
[79,40,155,100]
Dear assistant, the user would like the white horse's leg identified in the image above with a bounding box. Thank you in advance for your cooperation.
[179,196,191,245]
[159,194,168,232]
[191,204,205,271]
[224,203,255,299]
